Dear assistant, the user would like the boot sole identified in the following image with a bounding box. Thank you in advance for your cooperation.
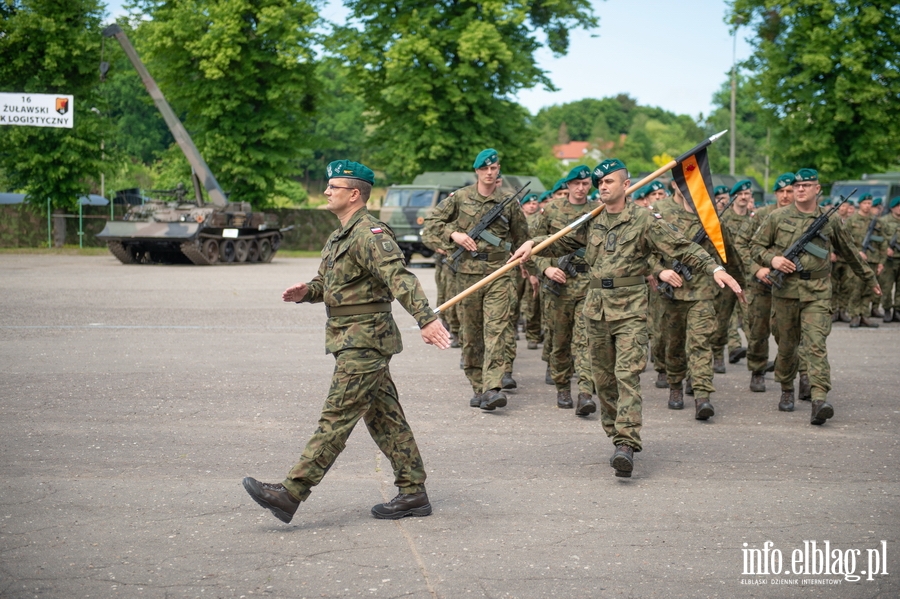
[695,403,715,420]
[778,403,794,412]
[481,395,507,410]
[242,478,295,523]
[811,403,834,425]
[611,453,634,473]
[654,381,669,389]
[668,402,684,410]
[729,348,747,363]
[371,503,433,519]
[575,403,596,416]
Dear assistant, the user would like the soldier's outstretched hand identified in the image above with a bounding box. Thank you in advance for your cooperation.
[420,319,451,349]
[282,282,309,303]
[713,270,746,303]
[508,240,535,264]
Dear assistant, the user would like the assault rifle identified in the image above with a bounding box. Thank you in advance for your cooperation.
[542,251,580,297]
[445,182,531,273]
[658,193,738,299]
[861,213,881,253]
[889,231,899,254]
[765,189,855,289]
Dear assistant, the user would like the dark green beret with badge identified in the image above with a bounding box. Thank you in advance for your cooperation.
[794,168,818,182]
[520,193,539,205]
[473,148,499,169]
[713,185,729,196]
[773,173,795,191]
[730,179,752,196]
[565,165,592,183]
[591,158,627,187]
[648,180,664,193]
[631,186,647,200]
[539,191,551,202]
[890,196,900,210]
[550,178,569,195]
[326,159,375,184]
[872,197,883,207]
[858,193,873,203]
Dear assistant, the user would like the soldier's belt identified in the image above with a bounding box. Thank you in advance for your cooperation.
[589,276,646,289]
[572,264,590,273]
[793,270,830,280]
[325,302,392,317]
[467,251,508,262]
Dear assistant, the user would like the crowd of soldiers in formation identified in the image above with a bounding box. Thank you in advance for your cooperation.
[423,164,898,453]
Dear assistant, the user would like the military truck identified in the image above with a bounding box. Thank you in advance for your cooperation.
[381,171,545,263]
[830,173,900,205]
[96,24,284,265]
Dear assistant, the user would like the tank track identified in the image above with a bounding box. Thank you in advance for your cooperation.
[107,241,136,264]
[179,240,211,265]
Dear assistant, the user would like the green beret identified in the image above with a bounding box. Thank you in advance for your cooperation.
[730,179,752,196]
[631,186,647,200]
[794,168,818,182]
[872,197,883,207]
[819,198,831,207]
[326,159,375,185]
[591,158,627,187]
[538,191,551,202]
[565,165,592,183]
[773,173,795,191]
[588,190,599,202]
[890,196,900,209]
[520,193,539,205]
[713,185,729,196]
[550,178,569,195]
[648,180,664,193]
[858,193,873,203]
[473,148,499,169]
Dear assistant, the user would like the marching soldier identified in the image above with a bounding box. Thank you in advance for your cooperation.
[845,194,885,327]
[422,149,530,410]
[878,197,900,321]
[242,160,450,523]
[750,168,880,422]
[516,193,543,349]
[510,159,743,477]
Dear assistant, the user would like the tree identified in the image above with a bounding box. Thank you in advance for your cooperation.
[334,0,597,181]
[0,0,106,210]
[131,0,320,206]
[731,0,900,182]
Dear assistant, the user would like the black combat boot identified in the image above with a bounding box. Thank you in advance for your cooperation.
[849,316,861,328]
[545,364,554,385]
[371,491,432,519]
[611,445,634,477]
[655,371,668,388]
[798,373,811,401]
[501,371,517,390]
[810,400,834,425]
[893,309,900,322]
[729,346,747,364]
[242,477,301,523]
[556,389,573,409]
[668,384,684,410]
[883,308,893,323]
[469,392,483,408]
[694,397,715,420]
[749,372,766,393]
[859,316,880,328]
[480,389,507,411]
[575,392,596,416]
[778,389,795,412]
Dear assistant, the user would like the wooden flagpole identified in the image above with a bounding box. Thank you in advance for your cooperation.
[433,131,728,315]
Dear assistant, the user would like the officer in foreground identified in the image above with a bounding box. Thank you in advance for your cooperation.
[750,168,879,422]
[509,159,743,478]
[242,160,450,523]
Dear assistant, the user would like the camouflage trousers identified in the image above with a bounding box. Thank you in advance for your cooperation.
[541,286,553,363]
[744,284,778,373]
[648,288,667,374]
[727,306,745,351]
[458,270,517,393]
[663,298,716,399]
[435,258,460,334]
[831,261,852,313]
[878,258,900,310]
[544,283,593,394]
[771,297,832,401]
[586,316,649,451]
[711,289,740,354]
[848,263,880,317]
[283,349,426,501]
[516,269,543,344]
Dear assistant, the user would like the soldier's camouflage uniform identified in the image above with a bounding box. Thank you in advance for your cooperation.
[422,184,530,394]
[519,211,544,344]
[531,196,595,395]
[283,208,437,502]
[655,205,735,400]
[433,255,460,335]
[751,204,876,400]
[878,212,900,313]
[647,196,681,377]
[538,202,717,451]
[712,208,751,358]
[845,212,886,317]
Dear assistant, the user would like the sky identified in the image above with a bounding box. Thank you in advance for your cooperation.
[104,0,754,121]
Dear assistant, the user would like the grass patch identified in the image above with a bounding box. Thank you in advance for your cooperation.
[0,246,111,255]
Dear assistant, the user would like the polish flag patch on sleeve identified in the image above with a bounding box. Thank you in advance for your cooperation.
[370,227,383,234]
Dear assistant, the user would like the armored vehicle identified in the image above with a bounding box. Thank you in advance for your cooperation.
[96,24,284,265]
[381,171,545,263]
[829,174,900,206]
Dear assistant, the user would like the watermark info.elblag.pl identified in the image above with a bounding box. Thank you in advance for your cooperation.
[741,540,889,585]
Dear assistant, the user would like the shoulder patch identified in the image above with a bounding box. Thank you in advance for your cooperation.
[381,240,394,252]
[370,227,384,234]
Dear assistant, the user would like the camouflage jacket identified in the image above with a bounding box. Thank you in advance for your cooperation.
[750,204,875,301]
[421,184,530,275]
[652,196,680,219]
[530,196,593,294]
[845,212,886,265]
[655,204,736,301]
[301,208,437,356]
[734,203,777,287]
[879,213,900,260]
[536,201,718,322]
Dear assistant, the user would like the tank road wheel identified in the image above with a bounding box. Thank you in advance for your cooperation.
[202,239,220,264]
[220,239,236,263]
[107,240,136,264]
[234,239,250,263]
[258,238,273,263]
[271,233,281,252]
[247,239,260,262]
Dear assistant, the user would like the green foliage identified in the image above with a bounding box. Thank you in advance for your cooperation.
[0,0,106,210]
[334,0,597,181]
[731,0,900,183]
[131,0,321,206]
